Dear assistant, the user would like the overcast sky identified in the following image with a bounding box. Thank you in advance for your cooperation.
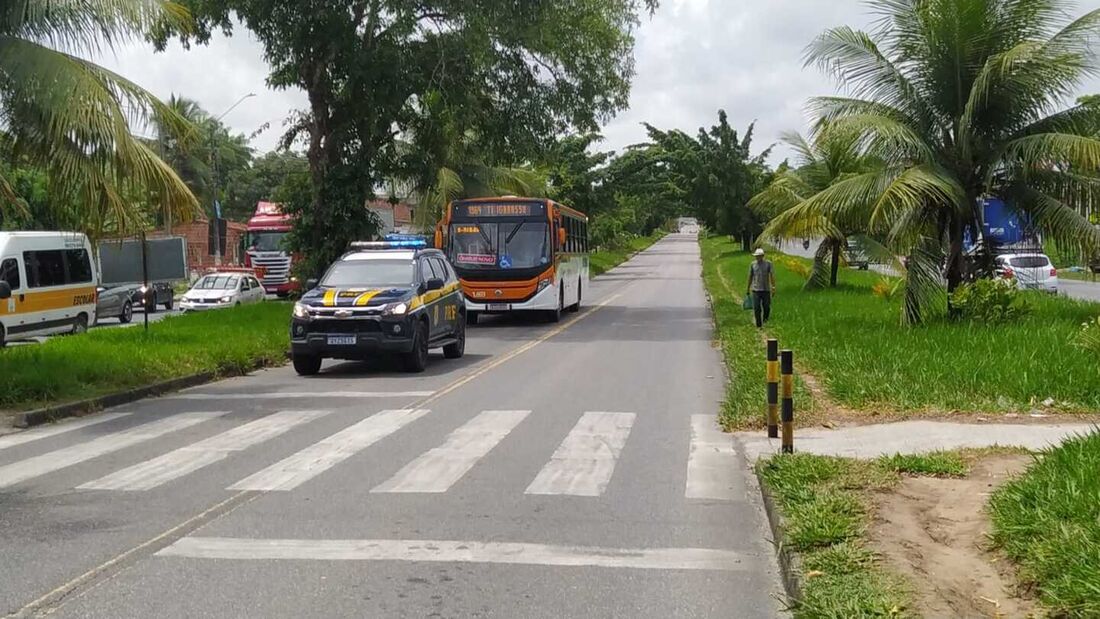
[94,0,1100,163]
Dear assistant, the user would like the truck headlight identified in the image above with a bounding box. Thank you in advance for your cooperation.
[382,302,408,316]
[292,303,311,319]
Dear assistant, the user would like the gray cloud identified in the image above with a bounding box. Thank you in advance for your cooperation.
[94,0,1100,164]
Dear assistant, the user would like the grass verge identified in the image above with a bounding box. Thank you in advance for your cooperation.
[757,454,911,618]
[590,230,667,277]
[699,235,1100,423]
[990,430,1100,617]
[0,303,290,411]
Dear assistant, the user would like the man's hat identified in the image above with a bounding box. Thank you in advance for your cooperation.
[753,248,766,257]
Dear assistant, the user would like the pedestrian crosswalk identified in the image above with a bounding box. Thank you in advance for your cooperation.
[0,408,743,501]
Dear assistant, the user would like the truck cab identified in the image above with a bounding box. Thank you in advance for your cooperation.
[244,201,299,297]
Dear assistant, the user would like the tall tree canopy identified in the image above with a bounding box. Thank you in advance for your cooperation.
[1,0,199,238]
[157,0,658,273]
[795,0,1100,322]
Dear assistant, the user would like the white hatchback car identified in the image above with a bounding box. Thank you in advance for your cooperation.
[995,253,1059,293]
[180,272,266,311]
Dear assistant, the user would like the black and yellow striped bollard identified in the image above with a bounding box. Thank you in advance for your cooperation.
[781,350,794,454]
[766,339,779,439]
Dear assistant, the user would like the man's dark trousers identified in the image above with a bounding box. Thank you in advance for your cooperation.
[752,291,772,327]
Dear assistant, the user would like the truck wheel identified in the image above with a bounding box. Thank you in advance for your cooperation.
[403,321,430,373]
[119,301,133,324]
[443,315,466,359]
[72,314,89,335]
[292,354,322,376]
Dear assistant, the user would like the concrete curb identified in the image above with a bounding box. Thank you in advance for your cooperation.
[755,465,804,608]
[13,355,289,429]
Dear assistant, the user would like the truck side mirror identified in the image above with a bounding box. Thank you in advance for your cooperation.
[0,281,10,300]
[305,278,319,291]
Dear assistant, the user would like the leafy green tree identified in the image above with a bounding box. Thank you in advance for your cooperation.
[157,0,658,274]
[1,0,198,238]
[224,151,309,221]
[544,134,615,218]
[799,0,1100,322]
[751,127,878,288]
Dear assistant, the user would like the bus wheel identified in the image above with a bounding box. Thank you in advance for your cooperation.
[568,277,581,313]
[547,290,563,323]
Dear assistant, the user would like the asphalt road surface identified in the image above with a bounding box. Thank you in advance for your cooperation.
[0,234,783,619]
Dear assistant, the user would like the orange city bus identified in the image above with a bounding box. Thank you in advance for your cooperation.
[434,197,589,324]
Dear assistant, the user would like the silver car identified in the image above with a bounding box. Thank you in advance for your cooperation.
[995,253,1059,293]
[94,286,134,324]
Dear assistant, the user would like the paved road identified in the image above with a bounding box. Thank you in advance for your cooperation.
[0,234,783,618]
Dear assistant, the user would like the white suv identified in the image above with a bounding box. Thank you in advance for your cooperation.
[995,253,1059,294]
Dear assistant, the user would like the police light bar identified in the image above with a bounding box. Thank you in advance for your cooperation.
[350,239,427,250]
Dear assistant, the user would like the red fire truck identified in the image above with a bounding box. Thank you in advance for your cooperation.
[243,201,299,296]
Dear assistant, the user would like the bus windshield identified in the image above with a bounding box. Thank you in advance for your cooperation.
[450,221,550,270]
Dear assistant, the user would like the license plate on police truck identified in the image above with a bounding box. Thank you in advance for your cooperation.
[327,335,356,346]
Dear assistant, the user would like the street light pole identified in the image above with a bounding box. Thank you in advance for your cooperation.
[210,93,256,267]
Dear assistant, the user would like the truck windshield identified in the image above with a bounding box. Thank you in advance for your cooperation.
[450,221,549,270]
[248,231,287,252]
[321,260,415,288]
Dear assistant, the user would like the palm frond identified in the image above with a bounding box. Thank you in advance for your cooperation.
[4,0,192,56]
[999,132,1100,173]
[868,164,967,232]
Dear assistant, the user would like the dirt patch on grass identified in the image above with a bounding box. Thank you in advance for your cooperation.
[871,455,1038,618]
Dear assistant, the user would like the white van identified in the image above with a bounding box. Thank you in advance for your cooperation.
[0,232,99,346]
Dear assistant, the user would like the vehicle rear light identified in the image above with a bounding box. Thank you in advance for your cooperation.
[1003,268,1015,279]
[1050,268,1058,277]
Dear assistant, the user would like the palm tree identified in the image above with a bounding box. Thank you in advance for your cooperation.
[0,0,199,237]
[797,0,1100,322]
[751,126,877,289]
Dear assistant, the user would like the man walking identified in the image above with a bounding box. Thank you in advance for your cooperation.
[747,248,776,328]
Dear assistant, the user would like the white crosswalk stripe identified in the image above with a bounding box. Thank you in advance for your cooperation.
[525,412,636,497]
[685,415,741,500]
[228,409,430,492]
[166,391,433,400]
[0,413,228,489]
[372,410,530,494]
[0,413,130,452]
[78,410,331,491]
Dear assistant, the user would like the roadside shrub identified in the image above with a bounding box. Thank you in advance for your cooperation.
[780,256,812,279]
[1077,315,1100,355]
[871,278,902,301]
[949,278,1030,322]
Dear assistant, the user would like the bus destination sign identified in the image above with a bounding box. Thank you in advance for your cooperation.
[458,202,544,218]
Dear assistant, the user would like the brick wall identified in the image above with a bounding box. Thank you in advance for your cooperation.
[150,219,248,278]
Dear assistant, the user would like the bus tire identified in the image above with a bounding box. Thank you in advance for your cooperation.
[443,315,466,359]
[467,312,479,326]
[293,354,322,376]
[546,290,563,323]
[403,320,430,373]
[568,277,581,313]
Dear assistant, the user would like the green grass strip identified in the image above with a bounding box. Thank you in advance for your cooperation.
[0,303,291,410]
[990,431,1100,617]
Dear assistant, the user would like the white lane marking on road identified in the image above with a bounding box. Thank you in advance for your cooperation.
[0,413,228,489]
[525,412,635,497]
[686,415,741,501]
[0,414,130,452]
[166,391,434,400]
[228,409,430,491]
[157,537,747,571]
[372,410,530,494]
[78,410,331,491]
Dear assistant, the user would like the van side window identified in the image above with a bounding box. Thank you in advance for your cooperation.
[65,249,93,283]
[24,250,66,288]
[0,258,19,290]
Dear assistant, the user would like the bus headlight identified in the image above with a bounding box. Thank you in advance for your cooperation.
[292,303,311,319]
[537,278,552,292]
[382,302,408,316]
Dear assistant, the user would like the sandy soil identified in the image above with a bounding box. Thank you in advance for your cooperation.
[871,455,1040,619]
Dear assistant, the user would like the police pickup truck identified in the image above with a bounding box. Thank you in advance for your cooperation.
[290,239,466,375]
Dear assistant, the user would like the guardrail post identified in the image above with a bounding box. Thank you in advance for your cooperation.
[781,350,794,454]
[766,339,779,438]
